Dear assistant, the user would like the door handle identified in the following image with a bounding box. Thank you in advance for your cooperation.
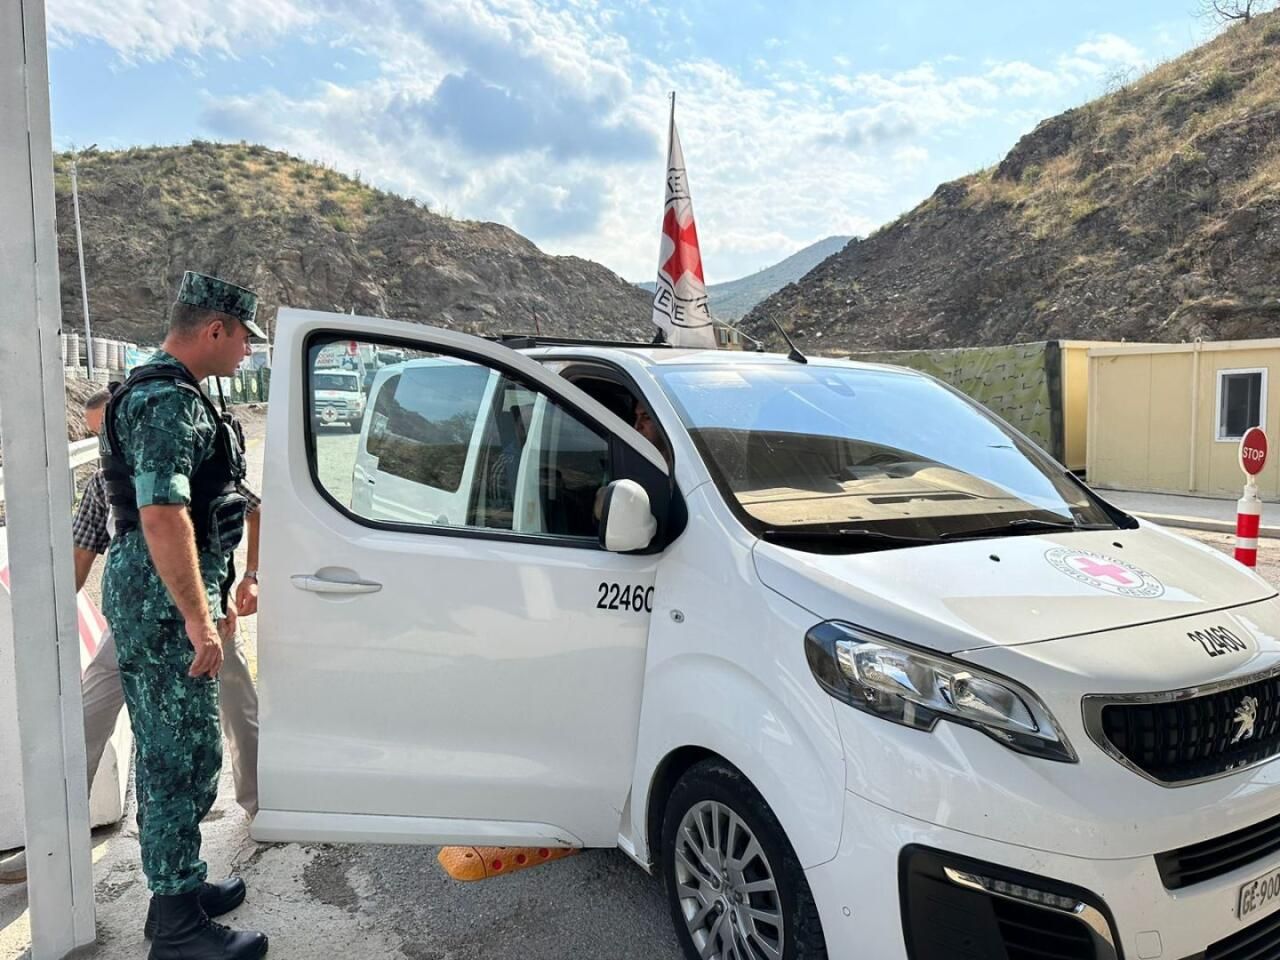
[291,574,383,595]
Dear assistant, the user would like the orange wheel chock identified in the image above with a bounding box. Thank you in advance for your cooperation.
[437,845,579,881]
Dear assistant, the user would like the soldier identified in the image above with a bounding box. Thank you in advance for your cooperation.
[101,272,268,960]
[0,392,262,894]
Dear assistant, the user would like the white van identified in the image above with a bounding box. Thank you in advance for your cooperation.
[260,309,1280,960]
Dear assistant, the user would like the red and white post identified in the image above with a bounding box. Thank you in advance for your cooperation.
[1236,427,1268,568]
[1237,484,1262,567]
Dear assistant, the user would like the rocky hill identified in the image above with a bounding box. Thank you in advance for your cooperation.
[745,12,1280,351]
[52,142,651,345]
[638,234,855,320]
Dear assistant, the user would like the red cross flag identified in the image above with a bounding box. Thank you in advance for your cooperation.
[651,94,717,349]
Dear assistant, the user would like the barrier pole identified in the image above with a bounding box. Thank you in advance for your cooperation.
[1237,480,1262,568]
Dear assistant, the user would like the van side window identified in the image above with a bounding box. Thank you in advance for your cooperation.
[519,399,610,538]
[471,375,611,539]
[308,336,611,545]
[366,365,490,493]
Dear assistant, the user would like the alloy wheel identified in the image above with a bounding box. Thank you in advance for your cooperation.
[673,799,785,960]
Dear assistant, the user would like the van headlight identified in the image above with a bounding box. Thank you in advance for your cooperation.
[805,622,1076,763]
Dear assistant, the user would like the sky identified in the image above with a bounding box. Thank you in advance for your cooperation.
[45,0,1220,284]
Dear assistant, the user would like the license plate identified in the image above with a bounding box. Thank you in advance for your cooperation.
[1238,866,1280,920]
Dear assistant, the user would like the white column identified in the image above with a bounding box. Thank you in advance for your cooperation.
[0,0,96,956]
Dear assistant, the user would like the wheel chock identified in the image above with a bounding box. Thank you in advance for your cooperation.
[437,845,579,881]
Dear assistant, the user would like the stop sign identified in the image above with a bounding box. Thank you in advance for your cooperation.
[1240,426,1268,477]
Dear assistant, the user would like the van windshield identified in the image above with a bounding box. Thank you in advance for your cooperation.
[654,363,1118,545]
[314,372,359,391]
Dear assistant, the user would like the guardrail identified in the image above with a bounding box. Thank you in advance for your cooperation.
[0,437,101,508]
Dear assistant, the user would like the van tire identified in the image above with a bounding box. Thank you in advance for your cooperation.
[660,759,827,960]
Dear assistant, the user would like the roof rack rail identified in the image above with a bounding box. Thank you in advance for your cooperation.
[491,332,676,350]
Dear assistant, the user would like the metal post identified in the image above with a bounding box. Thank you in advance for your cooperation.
[70,152,93,379]
[1237,479,1262,568]
[0,0,96,956]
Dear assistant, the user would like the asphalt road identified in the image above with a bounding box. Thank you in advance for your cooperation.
[313,426,360,509]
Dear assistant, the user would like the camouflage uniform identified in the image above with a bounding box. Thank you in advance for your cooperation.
[102,349,235,896]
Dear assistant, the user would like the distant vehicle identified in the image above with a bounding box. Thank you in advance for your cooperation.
[310,368,365,431]
[350,358,496,523]
[263,309,1280,960]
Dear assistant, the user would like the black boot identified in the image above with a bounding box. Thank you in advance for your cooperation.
[148,888,268,960]
[145,878,247,939]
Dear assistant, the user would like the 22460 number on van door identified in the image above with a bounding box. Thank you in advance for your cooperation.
[254,309,1280,960]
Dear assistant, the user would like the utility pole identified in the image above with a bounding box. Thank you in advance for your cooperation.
[69,145,94,378]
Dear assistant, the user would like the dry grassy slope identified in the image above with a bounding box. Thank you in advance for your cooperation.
[745,12,1280,351]
[52,142,651,345]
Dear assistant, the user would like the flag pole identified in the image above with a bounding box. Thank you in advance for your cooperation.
[653,90,677,347]
[667,91,677,178]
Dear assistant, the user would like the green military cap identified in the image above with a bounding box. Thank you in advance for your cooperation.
[176,271,267,339]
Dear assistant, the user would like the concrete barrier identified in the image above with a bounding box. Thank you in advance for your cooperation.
[0,531,131,850]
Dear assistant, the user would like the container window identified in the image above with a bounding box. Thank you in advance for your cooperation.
[1217,369,1266,441]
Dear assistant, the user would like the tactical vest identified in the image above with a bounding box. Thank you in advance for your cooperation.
[101,362,249,556]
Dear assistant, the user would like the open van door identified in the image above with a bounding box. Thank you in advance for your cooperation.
[253,309,671,849]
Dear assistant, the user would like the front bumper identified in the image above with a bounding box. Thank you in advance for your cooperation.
[807,788,1280,959]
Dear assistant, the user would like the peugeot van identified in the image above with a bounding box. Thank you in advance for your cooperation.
[259,309,1280,960]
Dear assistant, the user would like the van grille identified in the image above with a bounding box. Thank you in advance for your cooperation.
[991,898,1096,959]
[1157,811,1280,890]
[1086,670,1280,785]
[1203,905,1280,960]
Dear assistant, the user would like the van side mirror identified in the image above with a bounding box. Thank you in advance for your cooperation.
[599,480,658,553]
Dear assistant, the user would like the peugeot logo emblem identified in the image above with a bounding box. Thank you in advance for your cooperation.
[1233,695,1260,744]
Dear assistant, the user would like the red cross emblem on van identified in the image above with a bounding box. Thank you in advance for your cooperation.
[1045,548,1165,599]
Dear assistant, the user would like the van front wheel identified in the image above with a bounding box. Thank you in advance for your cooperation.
[661,759,827,960]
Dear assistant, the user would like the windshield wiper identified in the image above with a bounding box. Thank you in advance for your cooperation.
[937,518,1112,541]
[760,527,934,547]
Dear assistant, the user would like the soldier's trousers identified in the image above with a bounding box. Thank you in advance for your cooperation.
[113,619,222,896]
[83,625,259,816]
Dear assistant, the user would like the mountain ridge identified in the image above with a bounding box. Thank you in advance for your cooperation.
[53,141,651,345]
[744,12,1280,351]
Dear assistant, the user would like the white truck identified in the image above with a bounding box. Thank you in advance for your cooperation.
[256,308,1280,960]
[309,367,365,432]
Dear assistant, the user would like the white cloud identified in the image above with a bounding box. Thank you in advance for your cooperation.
[1075,33,1146,67]
[53,0,1156,281]
[985,60,1064,98]
[892,145,929,169]
[45,0,314,60]
[829,63,1002,135]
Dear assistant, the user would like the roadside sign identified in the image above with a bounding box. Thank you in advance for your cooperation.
[348,340,359,356]
[1240,427,1268,477]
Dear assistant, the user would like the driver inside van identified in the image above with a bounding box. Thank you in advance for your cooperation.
[632,401,671,466]
[594,398,672,523]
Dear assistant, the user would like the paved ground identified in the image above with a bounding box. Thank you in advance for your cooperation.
[4,413,1280,960]
[1101,487,1280,536]
[1101,488,1256,524]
